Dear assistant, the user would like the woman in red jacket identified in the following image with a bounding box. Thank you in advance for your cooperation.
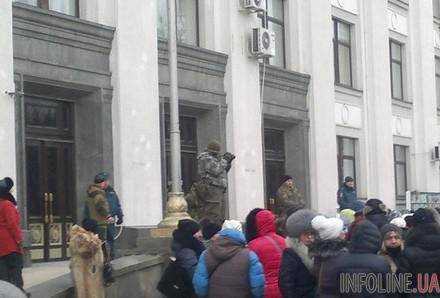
[0,177,24,290]
[246,208,286,298]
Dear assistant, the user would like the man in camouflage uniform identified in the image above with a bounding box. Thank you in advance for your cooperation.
[275,175,305,217]
[186,141,235,225]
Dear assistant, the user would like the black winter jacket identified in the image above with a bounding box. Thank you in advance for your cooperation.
[401,223,440,297]
[279,245,317,298]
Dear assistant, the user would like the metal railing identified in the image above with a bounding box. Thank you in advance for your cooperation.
[404,191,440,211]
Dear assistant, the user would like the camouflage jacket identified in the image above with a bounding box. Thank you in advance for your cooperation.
[275,183,305,216]
[197,151,231,188]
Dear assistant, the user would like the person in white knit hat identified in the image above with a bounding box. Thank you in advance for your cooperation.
[312,215,345,240]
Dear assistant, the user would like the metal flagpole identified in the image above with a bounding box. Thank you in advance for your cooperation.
[159,0,190,227]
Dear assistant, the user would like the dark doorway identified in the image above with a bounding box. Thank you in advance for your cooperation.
[264,128,286,211]
[25,97,75,262]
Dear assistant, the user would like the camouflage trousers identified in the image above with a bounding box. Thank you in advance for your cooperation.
[186,181,226,225]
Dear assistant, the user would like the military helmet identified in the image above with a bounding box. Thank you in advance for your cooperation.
[207,141,221,153]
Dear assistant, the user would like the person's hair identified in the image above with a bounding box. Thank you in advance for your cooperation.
[245,208,264,242]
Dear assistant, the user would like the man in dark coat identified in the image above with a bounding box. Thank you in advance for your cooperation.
[379,224,409,275]
[318,220,391,297]
[401,208,440,298]
[94,172,123,259]
[364,199,389,230]
[337,177,357,211]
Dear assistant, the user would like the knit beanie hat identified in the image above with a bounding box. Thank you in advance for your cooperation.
[390,217,406,229]
[286,209,318,238]
[380,224,403,238]
[339,209,355,225]
[222,220,243,232]
[177,219,201,236]
[279,175,293,187]
[350,220,382,253]
[311,215,344,240]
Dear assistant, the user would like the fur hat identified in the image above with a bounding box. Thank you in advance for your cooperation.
[390,217,406,229]
[312,215,344,240]
[222,220,243,232]
[177,219,201,236]
[286,209,318,238]
[364,198,387,215]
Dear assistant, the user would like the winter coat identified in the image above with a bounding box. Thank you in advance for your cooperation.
[401,223,440,297]
[171,229,205,280]
[193,229,265,298]
[318,220,391,298]
[105,186,123,222]
[309,238,348,280]
[337,185,357,211]
[378,247,410,275]
[0,199,22,257]
[248,210,286,298]
[279,237,317,298]
[365,212,388,230]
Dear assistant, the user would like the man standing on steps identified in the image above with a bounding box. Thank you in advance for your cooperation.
[94,172,123,259]
[186,141,235,225]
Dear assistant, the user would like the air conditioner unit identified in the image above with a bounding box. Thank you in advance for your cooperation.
[241,0,266,13]
[250,28,275,58]
[433,145,440,161]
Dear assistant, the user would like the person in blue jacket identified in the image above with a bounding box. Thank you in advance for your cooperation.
[94,172,123,259]
[337,176,358,211]
[193,228,265,298]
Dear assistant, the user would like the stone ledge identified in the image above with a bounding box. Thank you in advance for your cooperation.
[27,254,164,298]
[259,64,311,95]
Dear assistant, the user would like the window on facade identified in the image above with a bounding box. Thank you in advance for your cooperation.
[264,129,286,208]
[390,40,404,100]
[337,136,356,186]
[394,145,408,208]
[436,57,440,108]
[261,0,285,68]
[157,0,199,46]
[333,19,353,87]
[14,0,78,17]
[165,115,198,193]
[434,0,440,18]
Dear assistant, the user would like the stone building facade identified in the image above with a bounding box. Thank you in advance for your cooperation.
[0,0,439,262]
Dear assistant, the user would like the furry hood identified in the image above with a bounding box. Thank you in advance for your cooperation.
[285,236,314,272]
[87,184,105,197]
[309,238,348,260]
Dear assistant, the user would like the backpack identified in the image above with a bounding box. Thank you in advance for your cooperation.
[157,258,194,298]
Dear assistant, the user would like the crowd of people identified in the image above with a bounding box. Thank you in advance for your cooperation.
[158,176,440,298]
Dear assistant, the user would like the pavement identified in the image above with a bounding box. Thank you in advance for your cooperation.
[23,261,70,289]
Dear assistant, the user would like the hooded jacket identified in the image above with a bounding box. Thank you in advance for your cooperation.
[318,220,390,298]
[337,184,357,211]
[171,228,205,280]
[193,229,265,298]
[0,198,22,257]
[401,222,440,297]
[248,210,286,298]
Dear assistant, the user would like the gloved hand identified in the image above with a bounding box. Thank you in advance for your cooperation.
[116,217,123,225]
[223,152,236,162]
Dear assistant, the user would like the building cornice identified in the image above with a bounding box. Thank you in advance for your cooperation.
[259,64,310,95]
[158,39,228,78]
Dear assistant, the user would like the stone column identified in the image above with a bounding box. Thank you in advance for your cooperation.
[408,0,439,192]
[223,2,266,221]
[0,1,17,196]
[360,0,395,207]
[289,0,338,215]
[110,1,163,226]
